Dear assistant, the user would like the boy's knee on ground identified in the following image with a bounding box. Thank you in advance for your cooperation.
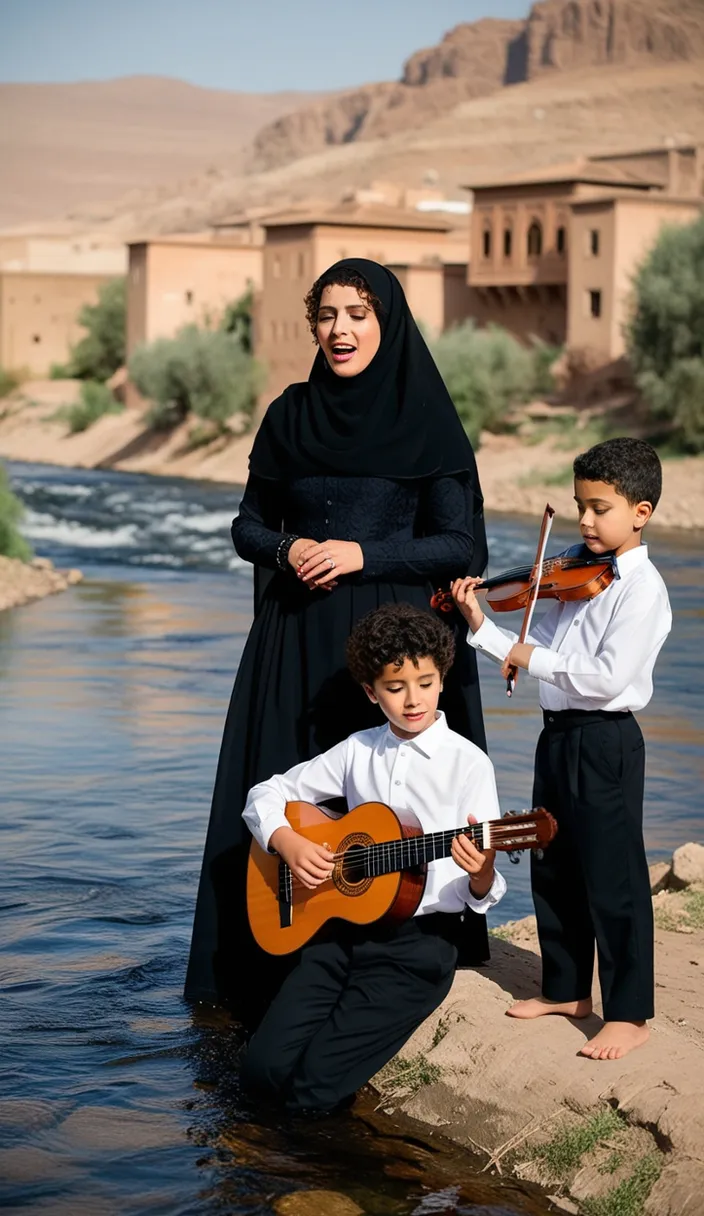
[240,1037,291,1098]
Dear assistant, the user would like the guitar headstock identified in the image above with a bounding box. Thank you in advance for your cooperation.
[490,807,557,852]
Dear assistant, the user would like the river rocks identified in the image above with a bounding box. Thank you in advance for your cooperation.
[649,860,672,893]
[275,1192,364,1216]
[0,555,82,611]
[670,844,704,890]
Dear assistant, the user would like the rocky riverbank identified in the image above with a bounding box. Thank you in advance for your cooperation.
[0,555,82,611]
[1,382,703,532]
[373,844,704,1215]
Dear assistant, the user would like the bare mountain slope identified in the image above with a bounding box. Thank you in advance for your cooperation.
[0,77,329,228]
[78,60,704,238]
[249,0,704,171]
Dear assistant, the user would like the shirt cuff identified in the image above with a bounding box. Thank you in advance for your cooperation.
[466,867,507,915]
[527,645,560,684]
[259,814,293,853]
[466,616,513,662]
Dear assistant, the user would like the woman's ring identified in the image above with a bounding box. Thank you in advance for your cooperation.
[328,558,335,570]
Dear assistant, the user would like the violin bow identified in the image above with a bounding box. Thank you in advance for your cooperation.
[506,503,555,697]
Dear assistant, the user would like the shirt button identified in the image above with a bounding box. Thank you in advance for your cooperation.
[395,780,402,786]
[325,518,329,525]
[548,716,554,723]
[326,499,332,506]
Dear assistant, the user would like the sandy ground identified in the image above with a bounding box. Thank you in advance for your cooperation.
[0,555,82,611]
[1,384,703,533]
[373,874,704,1215]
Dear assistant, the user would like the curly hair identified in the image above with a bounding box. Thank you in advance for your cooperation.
[346,603,455,686]
[303,265,384,343]
[573,437,662,509]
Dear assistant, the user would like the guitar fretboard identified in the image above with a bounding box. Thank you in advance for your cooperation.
[344,823,486,879]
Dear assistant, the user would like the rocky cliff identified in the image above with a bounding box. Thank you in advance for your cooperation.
[249,0,704,171]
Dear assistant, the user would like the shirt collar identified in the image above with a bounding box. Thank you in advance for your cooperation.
[615,544,648,579]
[383,710,449,759]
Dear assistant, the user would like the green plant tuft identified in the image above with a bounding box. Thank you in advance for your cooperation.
[54,381,122,434]
[0,461,32,560]
[582,1153,662,1216]
[531,1109,622,1177]
[0,368,20,399]
[376,1052,441,1100]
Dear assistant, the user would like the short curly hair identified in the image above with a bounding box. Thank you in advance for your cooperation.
[573,437,662,509]
[346,603,455,686]
[304,265,384,343]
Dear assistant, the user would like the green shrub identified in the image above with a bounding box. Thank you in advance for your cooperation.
[0,461,31,560]
[55,381,123,434]
[129,324,262,432]
[67,278,126,382]
[530,339,562,397]
[0,368,20,399]
[627,214,704,453]
[432,322,536,445]
[220,284,254,353]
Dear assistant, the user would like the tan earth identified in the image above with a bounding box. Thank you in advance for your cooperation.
[371,861,704,1215]
[0,554,82,612]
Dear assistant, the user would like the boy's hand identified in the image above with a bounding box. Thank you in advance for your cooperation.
[269,827,335,890]
[501,643,535,679]
[451,577,485,633]
[451,815,496,899]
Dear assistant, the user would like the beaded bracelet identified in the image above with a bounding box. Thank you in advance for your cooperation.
[276,533,300,571]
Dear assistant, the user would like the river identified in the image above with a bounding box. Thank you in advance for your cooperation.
[1,461,701,1215]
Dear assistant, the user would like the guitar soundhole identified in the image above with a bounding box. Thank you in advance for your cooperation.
[334,833,374,898]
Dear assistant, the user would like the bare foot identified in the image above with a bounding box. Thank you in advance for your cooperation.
[579,1021,649,1061]
[506,996,592,1020]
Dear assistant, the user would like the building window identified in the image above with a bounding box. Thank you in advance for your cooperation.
[590,229,600,256]
[185,290,194,305]
[588,289,602,318]
[503,227,512,257]
[293,321,299,339]
[282,320,288,340]
[482,226,492,259]
[273,256,282,279]
[271,320,278,340]
[297,252,305,277]
[527,221,543,258]
[556,226,566,254]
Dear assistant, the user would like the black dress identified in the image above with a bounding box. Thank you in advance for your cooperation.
[185,471,489,1024]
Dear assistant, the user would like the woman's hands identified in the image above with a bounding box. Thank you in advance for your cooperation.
[296,540,364,588]
[269,826,335,890]
[451,815,496,899]
[451,576,485,633]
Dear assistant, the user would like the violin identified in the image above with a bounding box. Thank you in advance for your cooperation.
[431,553,617,616]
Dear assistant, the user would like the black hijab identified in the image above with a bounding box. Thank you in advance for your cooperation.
[249,258,482,486]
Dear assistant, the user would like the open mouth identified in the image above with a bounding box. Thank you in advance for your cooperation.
[330,343,356,364]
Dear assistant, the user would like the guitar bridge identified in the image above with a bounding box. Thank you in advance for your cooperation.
[278,861,293,929]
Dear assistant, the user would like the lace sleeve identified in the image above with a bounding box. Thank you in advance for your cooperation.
[230,476,288,570]
[359,475,478,584]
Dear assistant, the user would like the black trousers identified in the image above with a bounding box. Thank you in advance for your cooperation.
[531,709,654,1021]
[240,917,458,1113]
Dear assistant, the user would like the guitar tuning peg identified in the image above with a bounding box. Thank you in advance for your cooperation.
[507,850,521,865]
[533,849,544,862]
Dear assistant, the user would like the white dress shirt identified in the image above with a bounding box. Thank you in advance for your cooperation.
[243,711,506,917]
[469,544,672,713]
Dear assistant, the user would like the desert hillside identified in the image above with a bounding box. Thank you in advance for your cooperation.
[70,59,704,238]
[2,0,703,238]
[249,0,704,170]
[0,76,329,228]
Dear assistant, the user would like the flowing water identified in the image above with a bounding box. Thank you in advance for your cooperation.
[1,461,702,1216]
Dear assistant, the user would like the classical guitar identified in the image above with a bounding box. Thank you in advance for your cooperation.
[247,801,557,955]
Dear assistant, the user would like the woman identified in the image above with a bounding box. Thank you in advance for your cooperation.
[185,258,489,1026]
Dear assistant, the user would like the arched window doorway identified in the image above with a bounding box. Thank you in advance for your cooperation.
[527,221,543,258]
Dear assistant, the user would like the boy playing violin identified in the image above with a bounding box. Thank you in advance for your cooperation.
[240,603,505,1112]
[453,438,671,1061]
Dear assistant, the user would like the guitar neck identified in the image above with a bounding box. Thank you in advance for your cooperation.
[359,817,488,875]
